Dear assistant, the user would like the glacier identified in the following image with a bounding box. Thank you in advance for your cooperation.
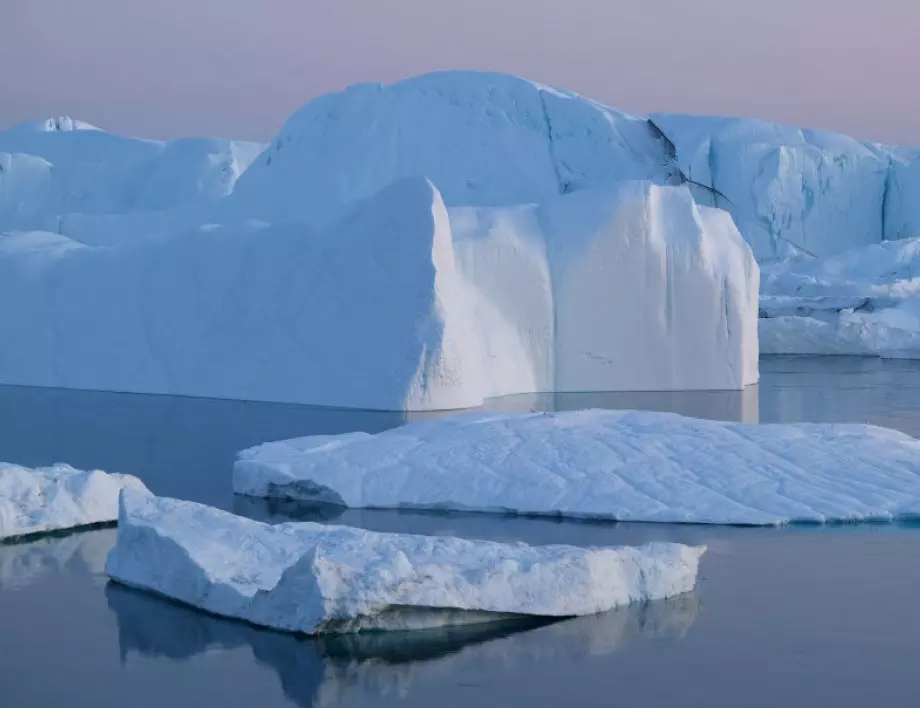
[760,237,920,357]
[105,490,705,635]
[0,462,148,540]
[0,176,758,410]
[234,409,920,526]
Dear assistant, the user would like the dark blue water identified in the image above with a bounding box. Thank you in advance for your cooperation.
[2,356,920,707]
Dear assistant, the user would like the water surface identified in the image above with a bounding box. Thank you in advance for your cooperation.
[2,356,920,707]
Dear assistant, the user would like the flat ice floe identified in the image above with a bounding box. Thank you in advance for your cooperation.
[0,463,148,541]
[105,491,704,635]
[234,409,920,526]
[760,237,920,358]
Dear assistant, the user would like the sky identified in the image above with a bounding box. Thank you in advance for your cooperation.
[2,0,917,144]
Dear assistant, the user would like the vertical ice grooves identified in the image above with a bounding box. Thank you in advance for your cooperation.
[536,90,567,196]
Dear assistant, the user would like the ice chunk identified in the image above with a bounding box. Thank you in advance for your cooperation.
[760,237,920,357]
[0,463,148,541]
[105,490,705,635]
[234,409,920,526]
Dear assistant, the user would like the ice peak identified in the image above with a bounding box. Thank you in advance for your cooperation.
[9,116,102,134]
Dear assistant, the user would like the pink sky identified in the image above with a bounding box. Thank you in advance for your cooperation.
[2,0,917,144]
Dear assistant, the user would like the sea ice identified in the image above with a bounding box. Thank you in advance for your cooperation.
[0,463,148,540]
[234,409,920,526]
[760,237,920,357]
[105,490,705,635]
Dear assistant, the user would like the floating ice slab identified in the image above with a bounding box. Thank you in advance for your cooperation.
[760,238,920,358]
[234,409,920,526]
[0,463,148,541]
[105,491,704,635]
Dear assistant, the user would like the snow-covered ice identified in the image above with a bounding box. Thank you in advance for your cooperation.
[760,237,920,357]
[0,463,148,540]
[0,176,758,410]
[234,409,920,526]
[105,490,705,635]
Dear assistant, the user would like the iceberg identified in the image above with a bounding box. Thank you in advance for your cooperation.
[650,113,894,260]
[760,237,920,357]
[227,71,681,227]
[105,490,705,635]
[4,74,920,264]
[0,176,758,410]
[0,116,264,235]
[0,463,148,541]
[234,409,920,526]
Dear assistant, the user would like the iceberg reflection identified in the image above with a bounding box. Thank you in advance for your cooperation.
[107,582,700,707]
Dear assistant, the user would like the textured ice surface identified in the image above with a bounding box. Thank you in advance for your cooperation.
[0,463,148,540]
[0,177,758,409]
[760,237,920,357]
[106,490,704,635]
[235,409,920,526]
[651,113,895,260]
[228,71,680,226]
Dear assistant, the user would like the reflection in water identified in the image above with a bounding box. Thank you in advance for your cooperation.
[486,386,759,423]
[0,527,115,590]
[107,583,699,708]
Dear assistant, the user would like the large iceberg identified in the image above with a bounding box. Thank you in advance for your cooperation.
[760,237,920,357]
[4,74,920,263]
[0,116,264,235]
[650,113,894,260]
[234,409,920,526]
[0,463,148,540]
[227,72,681,227]
[0,175,758,410]
[105,490,705,635]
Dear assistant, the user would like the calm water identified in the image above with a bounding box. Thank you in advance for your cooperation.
[2,356,920,707]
